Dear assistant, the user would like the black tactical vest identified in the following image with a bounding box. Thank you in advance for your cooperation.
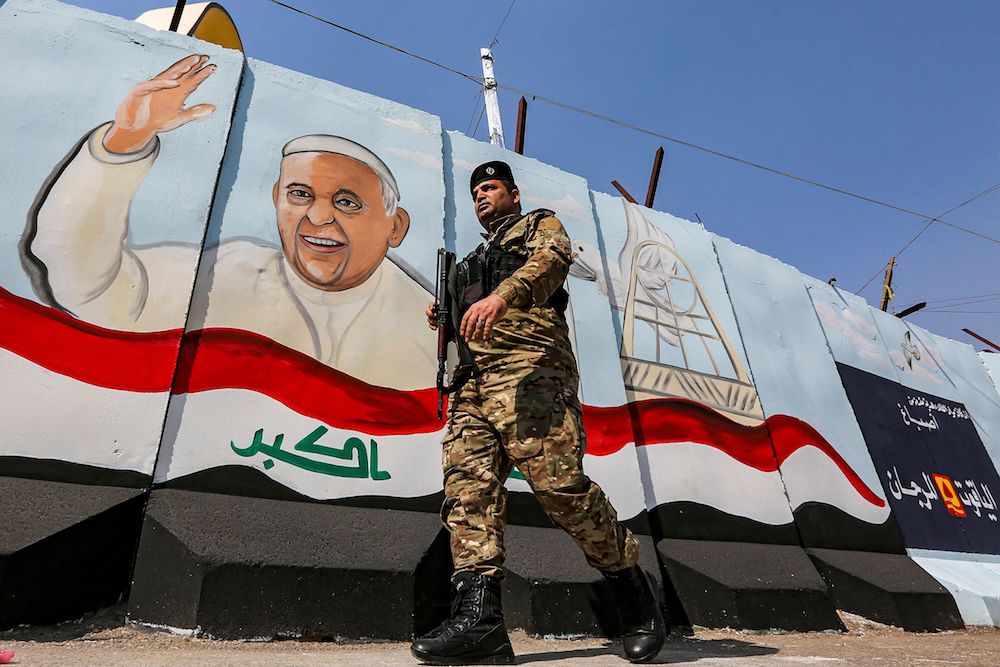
[453,210,569,317]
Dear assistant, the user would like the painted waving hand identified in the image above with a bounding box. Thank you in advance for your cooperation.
[104,54,217,154]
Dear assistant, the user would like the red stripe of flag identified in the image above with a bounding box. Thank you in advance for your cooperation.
[0,286,181,392]
[0,286,884,508]
[173,328,443,436]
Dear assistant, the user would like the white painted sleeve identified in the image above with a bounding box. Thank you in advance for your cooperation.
[31,122,193,331]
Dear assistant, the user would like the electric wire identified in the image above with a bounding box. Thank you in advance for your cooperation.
[489,0,518,49]
[464,89,483,137]
[924,296,1000,308]
[921,309,1000,314]
[497,86,999,245]
[263,0,999,247]
[263,0,483,85]
[854,181,1000,294]
[923,291,1000,304]
[925,296,1000,308]
[471,104,488,139]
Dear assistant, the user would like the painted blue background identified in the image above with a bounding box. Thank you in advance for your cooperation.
[716,242,885,502]
[0,0,242,301]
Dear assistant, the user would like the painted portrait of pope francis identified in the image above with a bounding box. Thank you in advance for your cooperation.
[21,54,436,391]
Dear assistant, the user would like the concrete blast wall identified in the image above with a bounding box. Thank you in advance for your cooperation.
[2,0,998,636]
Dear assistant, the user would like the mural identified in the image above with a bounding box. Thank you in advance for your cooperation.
[26,55,225,331]
[5,0,1000,634]
[584,198,788,542]
[155,58,446,504]
[708,250,894,552]
[810,286,1000,555]
[575,203,894,551]
[577,201,762,424]
[0,0,243,481]
[805,264,1000,626]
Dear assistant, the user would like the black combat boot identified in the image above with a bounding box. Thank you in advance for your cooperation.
[411,571,514,665]
[603,566,667,663]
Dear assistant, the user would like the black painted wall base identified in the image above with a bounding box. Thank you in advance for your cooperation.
[657,538,843,631]
[807,548,964,631]
[0,476,146,629]
[126,489,447,640]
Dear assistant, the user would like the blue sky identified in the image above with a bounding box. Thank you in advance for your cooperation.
[66,0,999,345]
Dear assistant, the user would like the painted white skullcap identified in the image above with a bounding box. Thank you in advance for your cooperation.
[282,134,399,200]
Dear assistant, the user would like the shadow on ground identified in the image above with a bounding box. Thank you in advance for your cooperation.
[515,635,779,664]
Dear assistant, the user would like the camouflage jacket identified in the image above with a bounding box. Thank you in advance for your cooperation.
[467,208,579,379]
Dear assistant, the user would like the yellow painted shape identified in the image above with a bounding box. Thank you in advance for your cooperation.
[191,4,243,52]
[135,3,244,52]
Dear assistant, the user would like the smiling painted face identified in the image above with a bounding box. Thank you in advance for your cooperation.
[273,152,410,291]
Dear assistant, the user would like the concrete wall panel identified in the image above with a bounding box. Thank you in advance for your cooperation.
[0,0,242,628]
[0,0,242,482]
[589,199,793,542]
[919,332,1000,471]
[982,353,1000,395]
[155,58,446,504]
[712,242,897,552]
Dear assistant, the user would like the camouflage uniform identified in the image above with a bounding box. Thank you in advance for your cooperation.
[443,209,639,578]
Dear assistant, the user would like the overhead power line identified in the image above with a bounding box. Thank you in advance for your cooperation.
[464,89,483,137]
[498,84,1000,245]
[489,0,518,49]
[854,181,1000,294]
[923,309,1000,314]
[925,292,1000,305]
[472,104,488,139]
[264,0,482,84]
[263,0,999,246]
[925,296,1000,309]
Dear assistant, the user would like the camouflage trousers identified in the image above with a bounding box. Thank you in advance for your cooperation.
[441,366,639,579]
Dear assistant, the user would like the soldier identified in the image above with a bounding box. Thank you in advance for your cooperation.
[412,161,666,664]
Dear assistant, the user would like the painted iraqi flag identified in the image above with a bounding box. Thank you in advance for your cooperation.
[2,285,886,526]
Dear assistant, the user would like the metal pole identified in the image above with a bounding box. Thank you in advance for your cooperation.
[962,328,1000,353]
[514,96,527,154]
[168,0,187,32]
[895,302,926,318]
[480,48,505,147]
[645,147,665,208]
[611,180,638,204]
[879,256,895,311]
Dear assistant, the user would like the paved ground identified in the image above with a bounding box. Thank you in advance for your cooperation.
[2,608,998,666]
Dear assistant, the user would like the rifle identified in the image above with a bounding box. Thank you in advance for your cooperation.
[436,249,457,419]
[435,249,477,419]
[434,248,476,419]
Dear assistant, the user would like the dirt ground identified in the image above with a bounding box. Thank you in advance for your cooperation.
[2,607,998,666]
